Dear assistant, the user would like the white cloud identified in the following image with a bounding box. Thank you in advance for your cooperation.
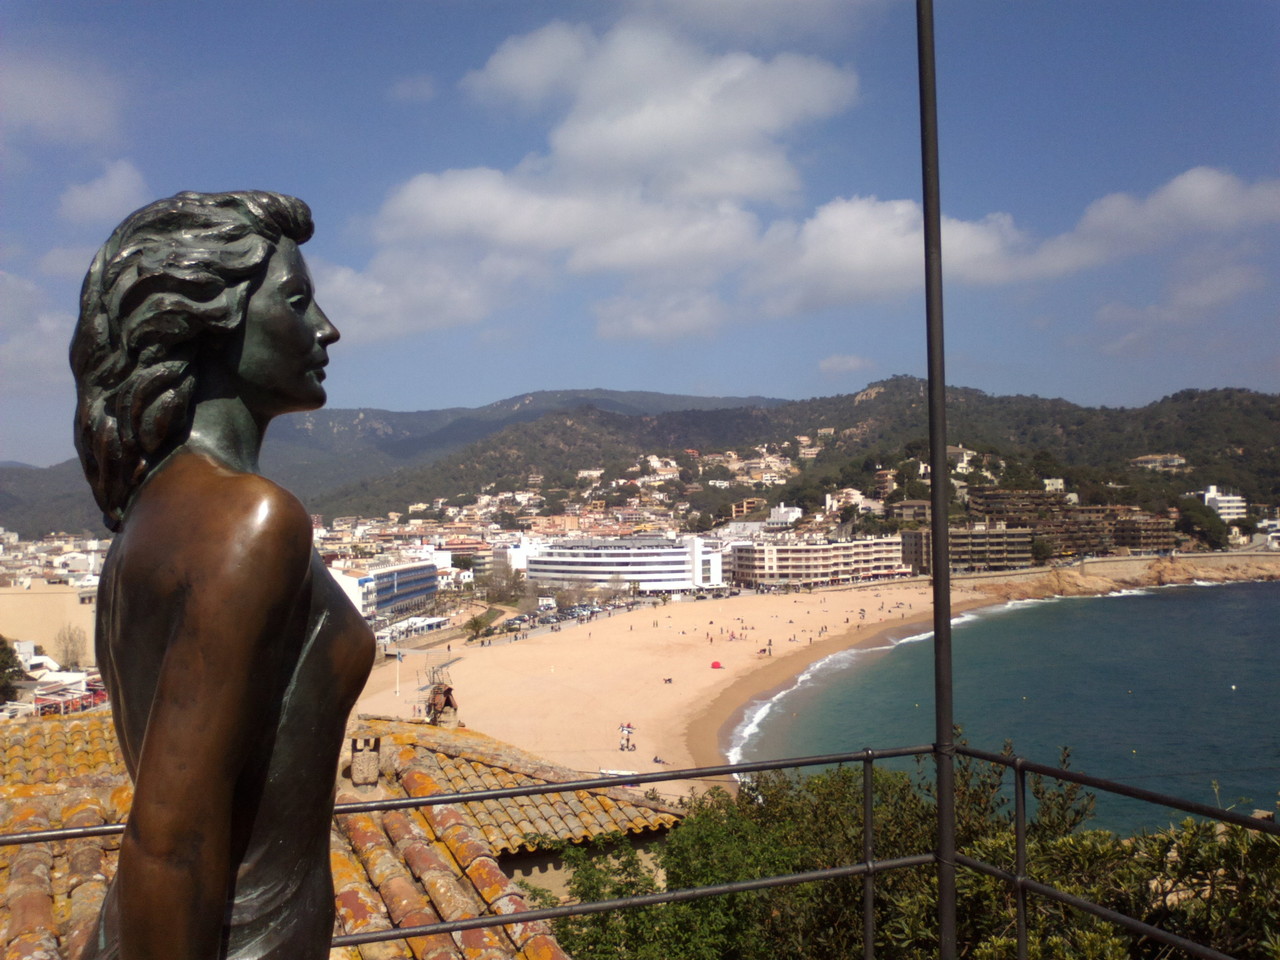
[1028,167,1280,279]
[466,21,856,203]
[38,246,98,279]
[339,12,1280,350]
[752,168,1280,313]
[0,53,122,147]
[594,290,725,340]
[388,74,437,103]
[336,20,859,342]
[819,353,873,375]
[377,167,760,281]
[546,23,857,202]
[461,22,596,109]
[57,160,150,224]
[1095,256,1267,357]
[752,196,924,312]
[377,168,607,252]
[0,271,75,399]
[312,247,547,343]
[567,202,758,278]
[627,0,870,43]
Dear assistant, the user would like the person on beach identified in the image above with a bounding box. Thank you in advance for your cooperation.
[71,191,374,959]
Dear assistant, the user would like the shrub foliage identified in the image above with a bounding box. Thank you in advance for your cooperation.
[537,748,1280,959]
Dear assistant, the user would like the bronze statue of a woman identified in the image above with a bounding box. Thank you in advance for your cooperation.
[70,191,375,959]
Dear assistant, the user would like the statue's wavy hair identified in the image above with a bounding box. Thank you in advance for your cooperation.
[70,190,314,531]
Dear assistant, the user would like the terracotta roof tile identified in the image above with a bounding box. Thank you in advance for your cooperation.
[1,712,681,958]
[3,800,59,960]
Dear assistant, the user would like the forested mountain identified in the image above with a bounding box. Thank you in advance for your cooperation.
[0,389,785,538]
[261,388,787,497]
[3,377,1276,537]
[0,460,101,540]
[309,377,1280,521]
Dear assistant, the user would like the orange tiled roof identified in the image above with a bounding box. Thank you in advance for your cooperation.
[1,713,681,959]
[0,713,125,787]
[352,716,681,856]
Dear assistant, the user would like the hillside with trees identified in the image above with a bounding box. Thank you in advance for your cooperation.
[310,377,1280,523]
[2,377,1276,537]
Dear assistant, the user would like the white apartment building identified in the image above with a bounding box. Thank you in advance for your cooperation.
[728,537,910,588]
[329,557,439,620]
[524,536,724,594]
[764,503,803,531]
[1201,485,1247,522]
[824,488,884,517]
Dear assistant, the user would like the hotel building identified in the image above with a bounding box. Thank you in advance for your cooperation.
[332,558,439,620]
[727,537,910,588]
[524,536,724,594]
[900,523,1034,575]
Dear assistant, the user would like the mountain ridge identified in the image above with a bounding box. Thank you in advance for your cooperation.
[2,378,1275,539]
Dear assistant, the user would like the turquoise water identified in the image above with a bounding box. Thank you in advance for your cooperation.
[731,579,1280,835]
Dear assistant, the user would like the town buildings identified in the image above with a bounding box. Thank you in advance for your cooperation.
[728,536,910,588]
[330,557,440,621]
[1,428,1258,692]
[1199,485,1248,522]
[900,524,1035,575]
[965,490,1176,560]
[1129,453,1188,472]
[523,535,724,594]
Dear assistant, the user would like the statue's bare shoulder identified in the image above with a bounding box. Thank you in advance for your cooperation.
[121,453,314,601]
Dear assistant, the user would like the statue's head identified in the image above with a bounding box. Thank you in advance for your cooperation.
[70,190,314,531]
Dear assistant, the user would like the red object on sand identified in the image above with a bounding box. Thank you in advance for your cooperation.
[711,661,723,669]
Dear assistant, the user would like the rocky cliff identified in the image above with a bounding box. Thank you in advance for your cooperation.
[966,554,1280,604]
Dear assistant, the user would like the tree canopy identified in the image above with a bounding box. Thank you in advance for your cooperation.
[0,635,24,702]
[532,748,1280,959]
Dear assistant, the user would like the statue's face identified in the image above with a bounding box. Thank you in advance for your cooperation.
[233,239,338,418]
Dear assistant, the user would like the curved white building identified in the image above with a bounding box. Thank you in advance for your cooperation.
[525,536,723,594]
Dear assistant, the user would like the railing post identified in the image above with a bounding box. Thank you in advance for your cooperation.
[915,1,957,956]
[863,750,876,959]
[1014,758,1028,959]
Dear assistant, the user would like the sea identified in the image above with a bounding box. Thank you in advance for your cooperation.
[728,578,1280,836]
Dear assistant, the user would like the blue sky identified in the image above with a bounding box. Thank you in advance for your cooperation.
[2,0,1277,466]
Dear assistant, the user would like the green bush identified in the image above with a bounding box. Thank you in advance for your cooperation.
[538,748,1280,959]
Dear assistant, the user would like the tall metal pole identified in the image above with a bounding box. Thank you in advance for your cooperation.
[916,1,957,955]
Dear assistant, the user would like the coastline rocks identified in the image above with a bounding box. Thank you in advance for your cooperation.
[966,554,1280,604]
[1145,555,1280,586]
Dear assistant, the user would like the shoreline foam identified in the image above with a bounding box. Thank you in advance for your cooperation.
[691,553,1280,777]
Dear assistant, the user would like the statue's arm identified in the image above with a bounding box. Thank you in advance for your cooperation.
[116,481,312,960]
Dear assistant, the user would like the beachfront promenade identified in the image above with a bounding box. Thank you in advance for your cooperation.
[357,577,971,786]
[355,553,1280,794]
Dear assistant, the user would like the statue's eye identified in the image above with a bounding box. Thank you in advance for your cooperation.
[288,292,311,311]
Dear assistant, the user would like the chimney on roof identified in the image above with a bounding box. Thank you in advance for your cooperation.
[350,736,381,786]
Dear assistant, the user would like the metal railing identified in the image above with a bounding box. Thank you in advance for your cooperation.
[4,744,1275,957]
[954,745,1279,960]
[329,748,1280,958]
[7,5,1271,959]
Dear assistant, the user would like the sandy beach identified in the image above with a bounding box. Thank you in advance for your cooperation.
[354,553,1280,797]
[357,579,987,794]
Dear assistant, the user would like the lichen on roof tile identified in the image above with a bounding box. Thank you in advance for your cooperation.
[486,890,555,953]
[2,711,688,957]
[453,922,516,960]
